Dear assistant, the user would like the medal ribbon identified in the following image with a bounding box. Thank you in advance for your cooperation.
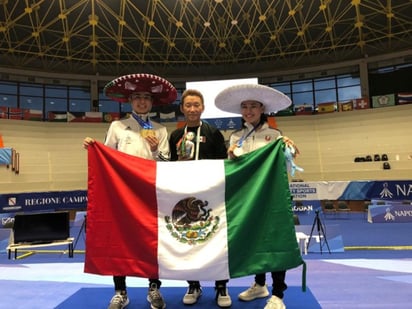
[132,112,153,129]
[237,125,258,147]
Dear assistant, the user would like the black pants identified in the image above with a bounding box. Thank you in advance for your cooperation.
[113,276,161,291]
[254,271,287,299]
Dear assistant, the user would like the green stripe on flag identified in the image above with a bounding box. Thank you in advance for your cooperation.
[224,139,303,277]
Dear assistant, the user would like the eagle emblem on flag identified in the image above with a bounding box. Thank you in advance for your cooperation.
[165,196,220,245]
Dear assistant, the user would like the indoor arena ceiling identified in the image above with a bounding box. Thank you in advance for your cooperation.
[0,0,411,78]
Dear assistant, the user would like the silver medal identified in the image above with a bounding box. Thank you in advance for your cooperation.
[233,146,244,157]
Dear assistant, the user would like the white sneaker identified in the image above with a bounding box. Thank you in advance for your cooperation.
[108,291,129,309]
[182,285,202,305]
[264,295,286,309]
[216,286,232,307]
[238,283,269,301]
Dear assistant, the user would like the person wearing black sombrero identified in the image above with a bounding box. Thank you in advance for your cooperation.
[215,84,293,309]
[84,73,177,309]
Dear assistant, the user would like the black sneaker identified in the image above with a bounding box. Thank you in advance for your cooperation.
[215,285,232,308]
[183,283,202,305]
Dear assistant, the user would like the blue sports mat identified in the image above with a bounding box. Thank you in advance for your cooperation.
[55,286,320,309]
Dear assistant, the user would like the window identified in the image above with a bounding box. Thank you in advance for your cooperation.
[45,97,67,113]
[337,75,361,101]
[0,94,17,108]
[315,89,337,104]
[69,86,90,99]
[0,81,18,108]
[45,85,68,114]
[314,77,335,90]
[314,77,337,105]
[20,95,43,110]
[0,81,17,94]
[69,99,91,112]
[292,92,314,106]
[270,83,291,96]
[45,85,67,97]
[98,91,120,112]
[68,87,91,112]
[20,83,44,110]
[337,75,360,87]
[338,85,361,101]
[292,80,313,92]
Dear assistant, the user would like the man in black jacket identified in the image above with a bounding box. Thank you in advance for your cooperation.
[169,89,231,307]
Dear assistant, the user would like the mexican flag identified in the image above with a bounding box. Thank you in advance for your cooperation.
[84,140,303,281]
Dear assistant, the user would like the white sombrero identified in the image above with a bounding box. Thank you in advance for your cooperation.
[215,84,292,114]
[104,73,177,105]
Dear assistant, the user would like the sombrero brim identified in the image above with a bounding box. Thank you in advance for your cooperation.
[215,84,292,114]
[104,73,177,105]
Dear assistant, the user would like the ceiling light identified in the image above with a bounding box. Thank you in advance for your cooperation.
[354,21,363,28]
[88,15,99,26]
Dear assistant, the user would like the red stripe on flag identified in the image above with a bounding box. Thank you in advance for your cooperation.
[85,142,159,278]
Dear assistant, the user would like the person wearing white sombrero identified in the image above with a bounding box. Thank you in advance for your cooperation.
[83,73,177,309]
[215,84,292,309]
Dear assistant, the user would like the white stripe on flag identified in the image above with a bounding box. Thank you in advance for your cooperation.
[156,159,229,280]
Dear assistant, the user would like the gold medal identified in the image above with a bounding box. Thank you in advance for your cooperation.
[140,129,155,138]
